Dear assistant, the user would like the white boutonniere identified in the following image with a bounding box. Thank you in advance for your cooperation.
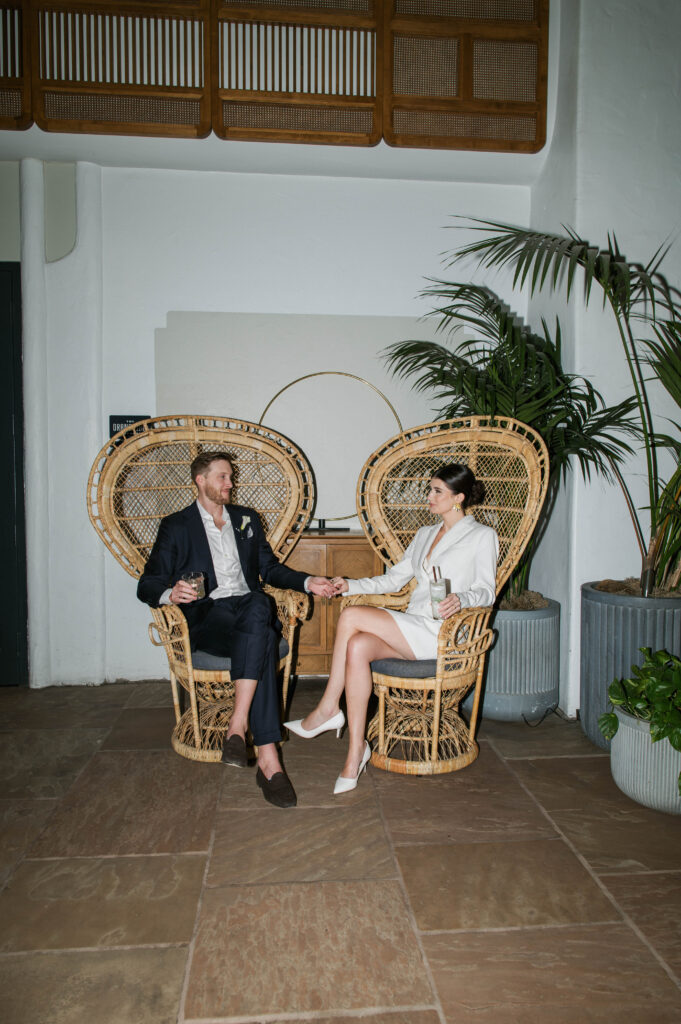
[239,515,253,539]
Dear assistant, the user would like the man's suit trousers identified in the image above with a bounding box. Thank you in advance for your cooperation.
[189,591,281,746]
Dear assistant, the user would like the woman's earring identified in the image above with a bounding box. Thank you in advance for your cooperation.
[451,502,462,512]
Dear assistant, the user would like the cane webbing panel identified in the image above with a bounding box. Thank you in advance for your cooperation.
[394,0,536,18]
[222,0,373,11]
[0,86,21,116]
[473,38,536,100]
[393,35,458,97]
[392,108,536,141]
[87,415,315,578]
[355,416,549,595]
[223,99,372,132]
[44,91,202,125]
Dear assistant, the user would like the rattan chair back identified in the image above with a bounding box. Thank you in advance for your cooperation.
[356,416,549,591]
[86,415,315,763]
[87,415,315,577]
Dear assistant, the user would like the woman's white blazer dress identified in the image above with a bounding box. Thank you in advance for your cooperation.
[345,516,499,659]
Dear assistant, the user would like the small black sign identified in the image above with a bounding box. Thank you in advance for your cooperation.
[109,414,150,438]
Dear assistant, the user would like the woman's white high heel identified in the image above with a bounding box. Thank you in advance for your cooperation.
[284,709,345,739]
[333,742,371,795]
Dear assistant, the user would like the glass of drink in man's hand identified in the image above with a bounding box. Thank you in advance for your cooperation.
[181,572,205,599]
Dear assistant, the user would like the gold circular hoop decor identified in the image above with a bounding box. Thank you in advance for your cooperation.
[259,371,404,523]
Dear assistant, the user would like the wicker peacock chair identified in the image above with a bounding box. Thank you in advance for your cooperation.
[87,415,315,762]
[343,416,549,775]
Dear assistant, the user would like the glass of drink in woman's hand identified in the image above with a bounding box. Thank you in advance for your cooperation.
[181,572,205,599]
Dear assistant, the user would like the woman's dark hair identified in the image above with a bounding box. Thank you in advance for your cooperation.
[432,463,485,509]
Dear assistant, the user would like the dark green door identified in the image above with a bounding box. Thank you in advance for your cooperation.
[0,263,27,686]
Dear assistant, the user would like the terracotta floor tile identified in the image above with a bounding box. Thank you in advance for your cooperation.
[549,804,681,874]
[398,839,620,931]
[512,755,624,812]
[29,750,221,857]
[124,680,174,708]
[423,924,681,1023]
[101,707,177,750]
[601,870,681,978]
[0,799,56,888]
[0,947,187,1024]
[479,714,607,759]
[0,683,137,731]
[208,802,394,885]
[0,729,107,798]
[185,880,432,1018]
[314,1014,440,1024]
[375,746,555,845]
[0,854,206,951]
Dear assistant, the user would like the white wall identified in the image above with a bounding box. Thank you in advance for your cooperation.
[22,161,530,685]
[526,0,681,714]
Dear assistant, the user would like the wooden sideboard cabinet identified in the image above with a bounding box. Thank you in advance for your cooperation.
[286,531,383,674]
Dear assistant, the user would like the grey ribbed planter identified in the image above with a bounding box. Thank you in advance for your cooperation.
[464,599,560,722]
[610,707,681,814]
[580,583,681,750]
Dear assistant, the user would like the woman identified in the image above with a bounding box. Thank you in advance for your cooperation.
[285,463,499,794]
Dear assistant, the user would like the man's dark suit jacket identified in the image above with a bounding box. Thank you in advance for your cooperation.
[137,502,308,632]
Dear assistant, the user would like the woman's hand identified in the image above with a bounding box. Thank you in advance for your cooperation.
[330,576,349,595]
[438,593,461,619]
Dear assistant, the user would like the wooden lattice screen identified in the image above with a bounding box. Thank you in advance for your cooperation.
[214,0,381,144]
[385,0,548,151]
[1,0,548,150]
[1,3,31,128]
[28,0,211,138]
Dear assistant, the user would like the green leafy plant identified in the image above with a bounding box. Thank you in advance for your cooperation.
[385,284,638,598]
[598,647,681,794]
[444,219,681,594]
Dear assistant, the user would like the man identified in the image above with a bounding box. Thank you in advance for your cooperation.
[137,451,337,807]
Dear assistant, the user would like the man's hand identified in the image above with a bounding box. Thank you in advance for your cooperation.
[307,576,344,598]
[170,580,200,604]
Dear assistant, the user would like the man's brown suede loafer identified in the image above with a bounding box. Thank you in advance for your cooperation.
[256,767,297,808]
[221,734,248,768]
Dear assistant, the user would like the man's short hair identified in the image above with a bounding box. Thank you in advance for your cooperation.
[190,451,233,484]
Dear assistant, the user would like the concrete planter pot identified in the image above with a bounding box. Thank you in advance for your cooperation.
[464,599,560,722]
[580,583,681,750]
[610,707,681,814]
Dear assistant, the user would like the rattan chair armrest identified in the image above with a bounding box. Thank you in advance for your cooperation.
[435,605,495,660]
[340,587,411,612]
[148,603,190,648]
[263,585,310,641]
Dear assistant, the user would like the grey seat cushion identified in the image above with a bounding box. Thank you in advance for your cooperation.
[192,637,290,672]
[370,658,437,678]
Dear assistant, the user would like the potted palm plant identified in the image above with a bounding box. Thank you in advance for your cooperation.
[440,220,681,745]
[385,285,637,721]
[599,648,681,814]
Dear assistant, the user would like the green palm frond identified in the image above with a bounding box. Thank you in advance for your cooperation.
[384,282,640,595]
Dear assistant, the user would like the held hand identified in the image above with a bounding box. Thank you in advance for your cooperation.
[330,576,349,594]
[307,576,341,598]
[438,593,461,619]
[170,580,200,604]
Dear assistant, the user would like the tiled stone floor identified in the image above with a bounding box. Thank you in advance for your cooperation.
[1,678,680,1024]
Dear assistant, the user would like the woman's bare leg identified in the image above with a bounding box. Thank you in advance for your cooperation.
[300,608,416,779]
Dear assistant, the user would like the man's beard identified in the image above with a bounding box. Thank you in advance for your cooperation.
[203,483,230,506]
